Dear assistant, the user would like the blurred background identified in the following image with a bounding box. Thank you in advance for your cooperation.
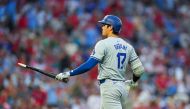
[0,0,190,109]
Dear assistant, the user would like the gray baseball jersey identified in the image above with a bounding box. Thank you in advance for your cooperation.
[90,37,138,80]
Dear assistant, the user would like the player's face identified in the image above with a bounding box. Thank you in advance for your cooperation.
[101,24,113,37]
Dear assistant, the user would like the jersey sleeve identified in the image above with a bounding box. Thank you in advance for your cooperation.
[129,47,138,63]
[90,40,105,61]
[129,47,144,76]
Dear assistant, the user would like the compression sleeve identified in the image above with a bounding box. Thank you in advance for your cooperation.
[70,57,99,76]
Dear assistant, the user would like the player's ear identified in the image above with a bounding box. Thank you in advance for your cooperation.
[109,26,113,31]
[111,26,114,30]
[106,25,111,29]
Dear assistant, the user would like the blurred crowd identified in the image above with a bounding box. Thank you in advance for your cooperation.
[0,0,190,109]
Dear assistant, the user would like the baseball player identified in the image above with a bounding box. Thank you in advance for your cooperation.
[56,15,144,109]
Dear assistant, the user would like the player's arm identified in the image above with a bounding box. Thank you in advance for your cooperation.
[70,57,99,76]
[129,47,144,83]
[55,57,99,82]
[130,58,144,82]
[69,39,105,76]
[69,40,105,76]
[56,40,105,82]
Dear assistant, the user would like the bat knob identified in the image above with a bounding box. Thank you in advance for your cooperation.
[62,78,69,83]
[55,78,69,83]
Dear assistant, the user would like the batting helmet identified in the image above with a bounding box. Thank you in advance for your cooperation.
[98,15,122,34]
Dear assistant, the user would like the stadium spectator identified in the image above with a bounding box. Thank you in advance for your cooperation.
[0,0,190,108]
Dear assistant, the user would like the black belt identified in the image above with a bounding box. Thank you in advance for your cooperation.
[98,79,124,85]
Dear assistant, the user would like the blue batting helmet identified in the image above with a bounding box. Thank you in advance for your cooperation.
[98,15,122,33]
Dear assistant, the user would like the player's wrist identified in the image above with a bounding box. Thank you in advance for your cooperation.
[132,74,140,83]
[66,70,71,77]
[61,71,70,78]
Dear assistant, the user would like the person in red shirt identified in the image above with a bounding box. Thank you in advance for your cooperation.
[31,86,47,107]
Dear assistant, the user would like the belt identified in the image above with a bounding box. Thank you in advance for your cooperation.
[98,79,124,85]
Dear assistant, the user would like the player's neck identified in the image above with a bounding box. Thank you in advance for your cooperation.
[107,32,118,38]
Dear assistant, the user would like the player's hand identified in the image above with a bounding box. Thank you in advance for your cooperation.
[55,71,70,83]
[125,80,138,89]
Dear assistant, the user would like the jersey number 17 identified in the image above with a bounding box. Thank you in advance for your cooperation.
[117,53,126,69]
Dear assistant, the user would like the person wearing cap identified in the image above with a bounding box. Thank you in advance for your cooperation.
[56,15,144,109]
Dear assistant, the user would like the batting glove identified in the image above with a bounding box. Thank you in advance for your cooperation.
[125,80,138,89]
[55,71,70,83]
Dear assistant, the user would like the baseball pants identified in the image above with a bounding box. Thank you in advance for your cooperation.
[100,79,130,109]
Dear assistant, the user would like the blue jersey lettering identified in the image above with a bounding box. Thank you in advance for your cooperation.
[114,44,127,50]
